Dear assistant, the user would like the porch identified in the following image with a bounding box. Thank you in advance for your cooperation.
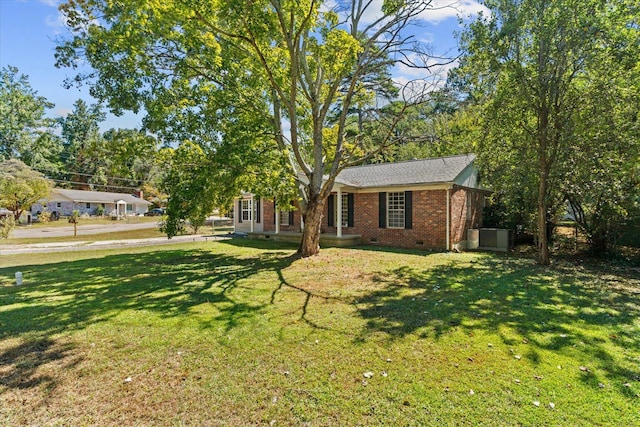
[246,231,362,248]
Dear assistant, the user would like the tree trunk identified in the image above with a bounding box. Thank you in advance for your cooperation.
[537,169,550,265]
[297,194,326,258]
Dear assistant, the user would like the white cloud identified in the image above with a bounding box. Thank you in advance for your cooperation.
[38,0,61,7]
[55,107,73,118]
[419,0,490,23]
[331,0,488,27]
[45,11,66,34]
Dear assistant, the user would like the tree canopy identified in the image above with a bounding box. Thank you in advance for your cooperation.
[0,66,60,171]
[0,159,52,220]
[57,0,440,256]
[453,0,640,262]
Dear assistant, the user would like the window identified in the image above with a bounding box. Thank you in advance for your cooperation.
[86,202,91,209]
[241,199,252,221]
[279,210,289,225]
[341,194,349,227]
[127,204,133,212]
[56,202,61,208]
[387,192,405,228]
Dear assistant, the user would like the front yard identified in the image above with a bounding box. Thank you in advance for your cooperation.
[1,240,638,425]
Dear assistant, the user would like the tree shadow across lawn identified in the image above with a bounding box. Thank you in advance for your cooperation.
[0,240,304,391]
[356,256,640,394]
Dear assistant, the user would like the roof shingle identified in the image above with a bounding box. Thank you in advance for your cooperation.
[335,154,475,188]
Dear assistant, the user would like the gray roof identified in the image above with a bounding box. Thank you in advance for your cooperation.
[51,188,151,205]
[335,154,475,188]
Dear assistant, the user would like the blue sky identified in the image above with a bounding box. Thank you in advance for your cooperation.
[0,0,486,131]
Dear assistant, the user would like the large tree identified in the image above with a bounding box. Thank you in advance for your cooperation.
[56,99,105,188]
[56,0,438,257]
[453,0,639,264]
[0,66,60,171]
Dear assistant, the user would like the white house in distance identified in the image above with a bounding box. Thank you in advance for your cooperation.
[31,188,151,217]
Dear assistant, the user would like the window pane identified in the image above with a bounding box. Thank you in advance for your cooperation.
[341,194,349,227]
[279,211,289,225]
[242,200,252,221]
[387,192,405,228]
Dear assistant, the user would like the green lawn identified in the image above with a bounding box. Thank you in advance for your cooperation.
[1,240,638,425]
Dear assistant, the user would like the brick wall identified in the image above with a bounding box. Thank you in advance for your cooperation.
[261,188,485,250]
[450,186,485,245]
[322,189,485,250]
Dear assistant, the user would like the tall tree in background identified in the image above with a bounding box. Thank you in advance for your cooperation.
[57,99,105,189]
[454,0,639,264]
[0,66,60,171]
[56,0,439,257]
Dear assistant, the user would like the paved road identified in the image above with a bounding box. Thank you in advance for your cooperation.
[1,234,231,256]
[10,221,160,239]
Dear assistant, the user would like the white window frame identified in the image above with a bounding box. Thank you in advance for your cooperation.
[387,191,405,229]
[279,210,290,225]
[341,193,349,227]
[241,199,252,222]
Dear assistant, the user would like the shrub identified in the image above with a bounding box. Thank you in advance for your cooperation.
[0,216,15,239]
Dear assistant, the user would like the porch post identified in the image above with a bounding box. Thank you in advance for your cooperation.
[275,210,280,234]
[336,187,343,238]
[250,195,254,233]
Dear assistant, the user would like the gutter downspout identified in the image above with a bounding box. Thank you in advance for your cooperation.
[446,187,451,251]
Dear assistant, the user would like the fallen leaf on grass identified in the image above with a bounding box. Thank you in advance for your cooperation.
[124,377,132,383]
[363,371,374,379]
[469,389,474,395]
[579,366,589,372]
[549,402,555,409]
[533,401,540,407]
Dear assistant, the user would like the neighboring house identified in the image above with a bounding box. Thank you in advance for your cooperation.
[234,154,490,250]
[31,188,151,217]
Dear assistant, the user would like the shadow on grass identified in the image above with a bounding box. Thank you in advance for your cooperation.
[0,238,348,392]
[355,256,640,395]
[0,338,80,393]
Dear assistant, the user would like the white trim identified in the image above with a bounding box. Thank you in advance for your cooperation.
[446,188,451,251]
[275,210,280,234]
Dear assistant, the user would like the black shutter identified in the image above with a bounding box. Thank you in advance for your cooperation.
[404,191,413,229]
[289,210,294,225]
[327,195,335,226]
[347,193,354,227]
[273,200,276,224]
[379,192,387,228]
[255,197,261,223]
[238,200,243,223]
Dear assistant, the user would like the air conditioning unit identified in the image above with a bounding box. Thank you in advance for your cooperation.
[467,228,514,252]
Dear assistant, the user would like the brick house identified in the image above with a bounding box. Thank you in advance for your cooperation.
[234,154,489,250]
[31,188,151,218]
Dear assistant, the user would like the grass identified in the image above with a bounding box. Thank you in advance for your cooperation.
[0,240,638,426]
